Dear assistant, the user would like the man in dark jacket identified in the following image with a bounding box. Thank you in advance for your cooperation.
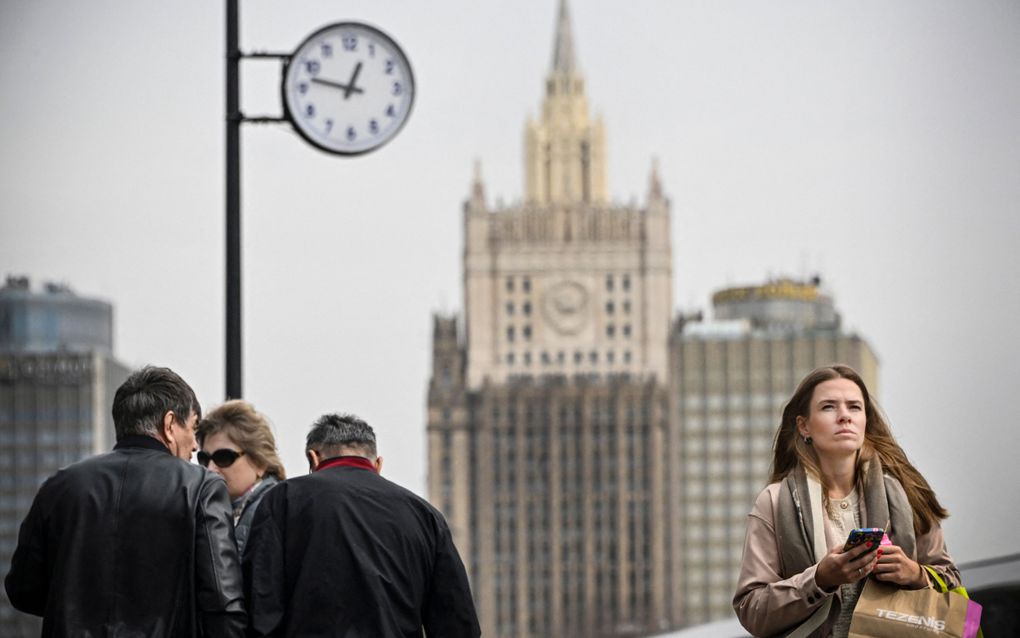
[5,365,246,637]
[243,413,480,637]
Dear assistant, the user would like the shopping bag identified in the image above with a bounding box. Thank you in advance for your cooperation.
[848,577,976,638]
[922,566,983,638]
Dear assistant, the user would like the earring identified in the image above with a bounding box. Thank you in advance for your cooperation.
[803,435,812,445]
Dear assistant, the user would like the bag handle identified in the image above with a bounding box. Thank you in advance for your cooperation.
[922,564,949,593]
[923,565,985,638]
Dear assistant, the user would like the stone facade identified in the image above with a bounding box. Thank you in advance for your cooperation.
[429,1,674,635]
[427,2,880,635]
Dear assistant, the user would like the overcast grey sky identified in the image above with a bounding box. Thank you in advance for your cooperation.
[2,1,1017,563]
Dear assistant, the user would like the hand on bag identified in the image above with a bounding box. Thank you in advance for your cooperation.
[871,543,926,587]
[815,540,880,592]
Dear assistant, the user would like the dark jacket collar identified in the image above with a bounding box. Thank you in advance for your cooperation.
[315,455,377,473]
[114,434,171,455]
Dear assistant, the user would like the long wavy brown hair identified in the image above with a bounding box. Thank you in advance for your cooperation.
[196,400,286,480]
[770,364,947,535]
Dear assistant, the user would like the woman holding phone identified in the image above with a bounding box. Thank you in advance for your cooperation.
[196,400,286,555]
[733,365,959,637]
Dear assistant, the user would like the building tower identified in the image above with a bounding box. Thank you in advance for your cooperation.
[427,2,675,636]
[667,277,878,625]
[0,276,130,637]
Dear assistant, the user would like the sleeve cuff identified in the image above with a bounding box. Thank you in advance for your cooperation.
[802,564,836,606]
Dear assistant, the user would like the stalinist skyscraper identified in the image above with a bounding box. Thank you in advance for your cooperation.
[427,1,675,635]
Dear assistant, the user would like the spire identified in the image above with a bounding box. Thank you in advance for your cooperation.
[648,157,663,200]
[525,0,606,205]
[551,0,577,75]
[470,158,486,207]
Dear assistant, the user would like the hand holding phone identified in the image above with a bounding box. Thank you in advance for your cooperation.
[843,528,884,553]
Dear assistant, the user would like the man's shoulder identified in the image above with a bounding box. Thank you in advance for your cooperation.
[370,473,450,528]
[54,447,212,485]
[289,470,445,516]
[40,449,124,483]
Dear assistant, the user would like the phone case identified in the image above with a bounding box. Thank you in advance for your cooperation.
[843,527,884,552]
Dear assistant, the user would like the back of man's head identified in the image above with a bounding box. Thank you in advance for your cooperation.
[112,366,200,440]
[306,413,377,459]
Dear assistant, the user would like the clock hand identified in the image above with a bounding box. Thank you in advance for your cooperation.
[310,76,365,95]
[343,62,364,99]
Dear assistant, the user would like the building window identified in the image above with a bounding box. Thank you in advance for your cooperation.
[507,326,515,342]
[574,351,583,364]
[523,301,532,315]
[606,324,615,338]
[541,351,550,365]
[524,352,532,366]
[507,352,515,365]
[624,350,632,363]
[623,300,631,314]
[523,277,531,293]
[523,325,532,340]
[605,274,614,291]
[606,301,614,314]
[623,324,632,338]
[506,277,514,292]
[506,302,515,315]
[607,351,615,364]
[557,351,565,364]
[622,274,631,291]
[589,351,598,364]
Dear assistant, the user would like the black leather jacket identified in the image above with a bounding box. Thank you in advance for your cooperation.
[5,435,246,637]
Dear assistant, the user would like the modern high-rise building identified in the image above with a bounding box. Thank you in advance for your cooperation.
[0,276,130,637]
[426,0,675,635]
[668,277,878,625]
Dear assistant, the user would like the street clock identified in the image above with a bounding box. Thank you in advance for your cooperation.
[282,22,415,155]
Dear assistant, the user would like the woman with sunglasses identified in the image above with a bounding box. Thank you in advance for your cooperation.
[196,400,286,554]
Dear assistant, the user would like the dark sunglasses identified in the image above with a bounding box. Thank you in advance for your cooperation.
[197,448,245,468]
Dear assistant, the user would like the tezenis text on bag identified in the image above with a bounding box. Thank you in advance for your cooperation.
[876,608,947,632]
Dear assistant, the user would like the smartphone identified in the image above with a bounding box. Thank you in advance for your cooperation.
[843,528,884,553]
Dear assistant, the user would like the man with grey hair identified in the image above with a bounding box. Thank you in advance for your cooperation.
[243,413,480,637]
[5,365,245,637]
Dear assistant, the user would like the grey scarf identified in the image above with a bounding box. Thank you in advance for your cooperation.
[774,458,916,637]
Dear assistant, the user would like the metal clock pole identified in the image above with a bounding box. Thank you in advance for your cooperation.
[226,0,242,399]
[223,5,412,400]
[224,1,286,400]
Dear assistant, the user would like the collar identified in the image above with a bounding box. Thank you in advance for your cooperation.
[315,455,377,473]
[114,434,171,454]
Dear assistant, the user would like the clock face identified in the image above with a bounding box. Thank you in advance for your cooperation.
[282,22,415,156]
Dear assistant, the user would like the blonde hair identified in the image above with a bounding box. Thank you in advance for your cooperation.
[770,365,947,535]
[196,400,286,480]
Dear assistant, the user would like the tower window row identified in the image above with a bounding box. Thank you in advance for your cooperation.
[505,350,632,366]
[605,324,632,338]
[505,301,532,316]
[606,274,631,292]
[505,276,531,293]
[505,325,533,341]
[605,300,632,314]
[506,324,632,341]
[504,274,632,294]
